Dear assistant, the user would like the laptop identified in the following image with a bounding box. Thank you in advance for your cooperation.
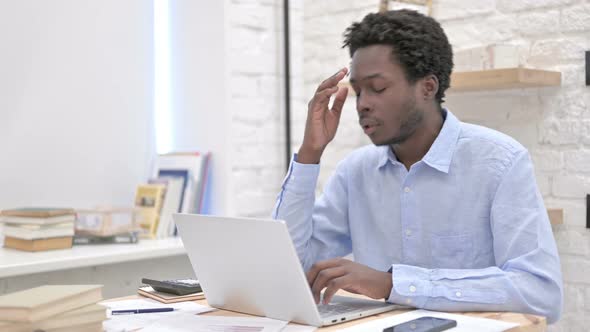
[173,214,404,327]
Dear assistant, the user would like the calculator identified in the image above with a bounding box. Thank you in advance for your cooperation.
[141,278,203,296]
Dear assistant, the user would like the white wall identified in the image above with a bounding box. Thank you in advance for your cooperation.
[0,0,155,210]
[302,1,590,331]
[0,0,160,296]
[167,0,232,215]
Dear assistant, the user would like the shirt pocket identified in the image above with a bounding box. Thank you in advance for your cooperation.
[430,233,473,269]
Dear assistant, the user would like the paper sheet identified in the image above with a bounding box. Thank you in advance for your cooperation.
[338,309,519,332]
[100,298,215,332]
[141,315,288,332]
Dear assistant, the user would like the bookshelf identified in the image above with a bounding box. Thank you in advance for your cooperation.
[338,68,562,95]
[0,238,185,278]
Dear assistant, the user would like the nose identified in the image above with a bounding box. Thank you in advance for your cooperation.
[356,93,371,114]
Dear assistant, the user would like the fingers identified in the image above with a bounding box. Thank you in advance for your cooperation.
[311,86,339,110]
[316,68,348,93]
[306,258,343,285]
[330,86,349,115]
[310,266,346,304]
[322,275,350,304]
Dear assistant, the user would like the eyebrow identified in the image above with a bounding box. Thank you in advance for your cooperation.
[349,73,384,83]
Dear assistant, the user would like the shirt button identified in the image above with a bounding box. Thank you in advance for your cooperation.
[404,187,411,193]
[455,291,462,298]
[409,285,417,293]
[405,298,412,304]
[405,230,412,236]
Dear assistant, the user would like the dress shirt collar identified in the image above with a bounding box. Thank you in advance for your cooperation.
[376,108,461,173]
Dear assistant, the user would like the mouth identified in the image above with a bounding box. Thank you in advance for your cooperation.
[362,123,378,135]
[360,118,380,135]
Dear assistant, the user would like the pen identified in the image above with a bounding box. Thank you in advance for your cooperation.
[111,307,174,315]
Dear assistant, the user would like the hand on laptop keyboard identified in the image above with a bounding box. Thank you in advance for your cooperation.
[307,258,393,304]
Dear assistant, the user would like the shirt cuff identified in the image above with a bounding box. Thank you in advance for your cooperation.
[280,153,320,193]
[388,265,508,306]
[388,264,432,308]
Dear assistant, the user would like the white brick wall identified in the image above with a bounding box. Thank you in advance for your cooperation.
[301,1,590,330]
[228,0,304,217]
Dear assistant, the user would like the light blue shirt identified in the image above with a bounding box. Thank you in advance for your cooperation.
[273,109,563,323]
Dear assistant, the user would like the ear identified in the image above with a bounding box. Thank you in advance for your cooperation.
[421,74,439,100]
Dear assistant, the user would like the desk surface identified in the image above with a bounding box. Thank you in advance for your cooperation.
[0,238,185,278]
[116,294,546,332]
[199,301,546,332]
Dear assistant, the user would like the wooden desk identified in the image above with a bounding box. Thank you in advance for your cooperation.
[116,295,546,331]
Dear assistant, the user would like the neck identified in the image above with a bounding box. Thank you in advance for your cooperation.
[392,107,444,170]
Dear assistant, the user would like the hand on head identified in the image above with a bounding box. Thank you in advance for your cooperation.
[297,68,349,164]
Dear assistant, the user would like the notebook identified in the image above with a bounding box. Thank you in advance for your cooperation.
[174,214,405,327]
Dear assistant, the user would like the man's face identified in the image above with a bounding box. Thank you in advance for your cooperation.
[349,44,424,146]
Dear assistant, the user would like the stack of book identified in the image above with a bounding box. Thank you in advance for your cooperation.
[0,208,76,252]
[0,285,105,332]
[138,285,205,304]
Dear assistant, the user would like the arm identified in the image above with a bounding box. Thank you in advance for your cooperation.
[273,155,351,271]
[273,68,350,270]
[276,160,395,305]
[388,150,563,323]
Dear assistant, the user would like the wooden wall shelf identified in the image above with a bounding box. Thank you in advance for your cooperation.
[449,68,561,91]
[547,208,564,226]
[338,68,561,95]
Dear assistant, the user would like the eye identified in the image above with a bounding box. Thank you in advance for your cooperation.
[352,88,361,98]
[372,87,386,93]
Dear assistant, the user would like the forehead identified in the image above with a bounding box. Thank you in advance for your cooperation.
[349,44,403,80]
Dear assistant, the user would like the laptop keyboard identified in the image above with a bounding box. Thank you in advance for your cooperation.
[317,302,373,317]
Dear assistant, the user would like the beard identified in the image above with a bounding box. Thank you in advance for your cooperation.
[375,94,423,146]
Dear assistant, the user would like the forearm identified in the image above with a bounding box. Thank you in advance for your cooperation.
[272,155,321,267]
[387,259,562,323]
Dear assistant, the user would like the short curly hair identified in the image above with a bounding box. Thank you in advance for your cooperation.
[343,10,453,104]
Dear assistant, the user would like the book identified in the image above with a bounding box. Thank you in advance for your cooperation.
[73,232,138,245]
[0,285,103,322]
[0,207,76,218]
[134,184,166,239]
[149,177,184,238]
[154,151,211,214]
[156,169,189,212]
[0,214,76,226]
[4,236,73,252]
[0,304,106,332]
[3,222,74,240]
[137,286,205,304]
